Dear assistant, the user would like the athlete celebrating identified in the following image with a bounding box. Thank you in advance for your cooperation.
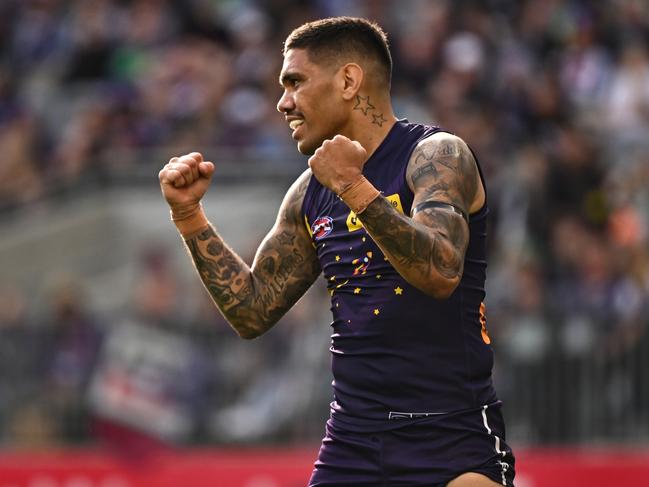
[159,17,515,487]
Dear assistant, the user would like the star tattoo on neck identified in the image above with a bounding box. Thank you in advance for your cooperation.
[372,113,387,126]
[353,95,375,115]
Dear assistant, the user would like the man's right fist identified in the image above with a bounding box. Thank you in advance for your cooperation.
[159,152,215,219]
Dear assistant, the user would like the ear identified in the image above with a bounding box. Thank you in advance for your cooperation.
[339,63,364,101]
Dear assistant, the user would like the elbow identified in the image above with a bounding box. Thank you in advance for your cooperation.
[421,248,464,299]
[236,328,262,340]
[431,281,459,300]
[419,276,460,300]
[230,318,276,340]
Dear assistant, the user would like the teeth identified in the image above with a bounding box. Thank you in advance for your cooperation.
[289,120,304,130]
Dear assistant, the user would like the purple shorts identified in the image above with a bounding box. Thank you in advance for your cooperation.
[308,404,515,486]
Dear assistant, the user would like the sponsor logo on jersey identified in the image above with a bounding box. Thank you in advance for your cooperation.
[346,193,405,231]
[312,216,333,240]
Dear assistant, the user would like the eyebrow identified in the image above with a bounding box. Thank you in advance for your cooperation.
[279,71,303,86]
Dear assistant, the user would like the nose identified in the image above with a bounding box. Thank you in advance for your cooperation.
[277,89,294,114]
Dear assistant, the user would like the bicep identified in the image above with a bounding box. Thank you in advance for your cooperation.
[406,132,479,215]
[405,133,478,268]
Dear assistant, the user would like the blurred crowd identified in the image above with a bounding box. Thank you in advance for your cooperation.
[1,0,649,447]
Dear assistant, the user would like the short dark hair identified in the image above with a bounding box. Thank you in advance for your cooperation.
[284,17,392,88]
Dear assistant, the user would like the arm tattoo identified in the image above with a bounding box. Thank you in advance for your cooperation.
[360,197,466,281]
[357,134,478,296]
[409,137,478,208]
[186,227,254,310]
[410,157,439,184]
[253,249,306,311]
[184,172,320,338]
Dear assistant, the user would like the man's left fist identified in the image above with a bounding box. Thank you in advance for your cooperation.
[308,135,368,195]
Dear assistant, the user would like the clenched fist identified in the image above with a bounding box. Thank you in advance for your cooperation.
[159,152,215,219]
[308,135,368,195]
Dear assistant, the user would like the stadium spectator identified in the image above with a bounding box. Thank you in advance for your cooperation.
[0,0,647,449]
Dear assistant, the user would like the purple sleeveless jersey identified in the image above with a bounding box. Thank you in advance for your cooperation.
[302,120,499,432]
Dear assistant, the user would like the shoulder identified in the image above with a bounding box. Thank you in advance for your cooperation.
[405,131,480,211]
[280,168,313,219]
[293,167,313,202]
[409,132,472,165]
[406,132,477,184]
[284,168,312,196]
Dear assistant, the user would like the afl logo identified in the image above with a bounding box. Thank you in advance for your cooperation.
[312,216,333,240]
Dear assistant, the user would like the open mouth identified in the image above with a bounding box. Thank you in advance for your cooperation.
[289,119,304,131]
[289,119,304,139]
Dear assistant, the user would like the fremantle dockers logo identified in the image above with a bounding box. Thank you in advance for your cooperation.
[312,216,333,240]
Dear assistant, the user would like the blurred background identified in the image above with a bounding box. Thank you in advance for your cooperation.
[0,0,648,485]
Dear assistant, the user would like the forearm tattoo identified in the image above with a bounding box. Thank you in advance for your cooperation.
[360,197,465,280]
[359,134,477,290]
[184,173,319,337]
[186,227,251,308]
[186,227,264,337]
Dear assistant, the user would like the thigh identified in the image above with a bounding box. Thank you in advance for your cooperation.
[447,472,506,487]
[308,420,384,487]
[384,404,515,487]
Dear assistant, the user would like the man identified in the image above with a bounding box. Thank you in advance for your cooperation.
[159,17,515,487]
